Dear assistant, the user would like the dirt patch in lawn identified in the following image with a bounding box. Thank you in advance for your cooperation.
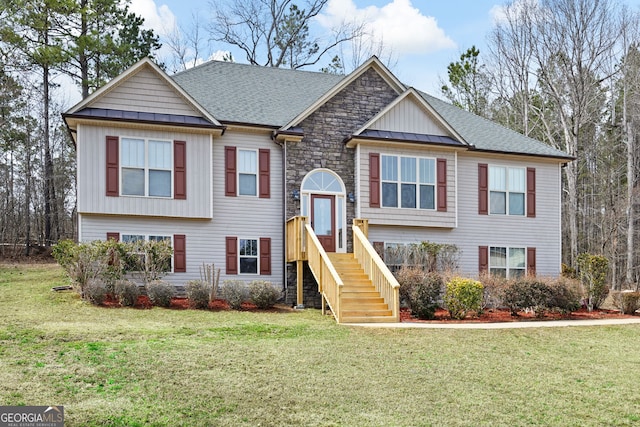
[400,307,637,323]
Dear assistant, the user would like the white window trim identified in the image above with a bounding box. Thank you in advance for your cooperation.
[488,245,526,278]
[381,154,437,211]
[237,148,258,197]
[238,237,259,275]
[120,136,174,199]
[488,165,526,216]
[299,168,347,253]
[121,233,174,273]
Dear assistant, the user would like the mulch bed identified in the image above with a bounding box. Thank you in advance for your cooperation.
[400,307,637,323]
[93,295,638,323]
[101,295,293,313]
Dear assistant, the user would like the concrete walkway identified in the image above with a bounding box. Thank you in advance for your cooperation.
[348,317,640,329]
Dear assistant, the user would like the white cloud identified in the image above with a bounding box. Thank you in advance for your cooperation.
[490,0,539,25]
[318,0,456,57]
[128,0,177,36]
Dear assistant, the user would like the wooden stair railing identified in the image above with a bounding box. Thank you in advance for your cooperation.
[304,223,344,323]
[352,225,400,322]
[286,216,400,323]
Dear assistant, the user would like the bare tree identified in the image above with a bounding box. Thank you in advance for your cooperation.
[487,0,624,267]
[164,12,216,73]
[617,9,640,286]
[487,0,538,136]
[532,0,623,265]
[210,0,364,69]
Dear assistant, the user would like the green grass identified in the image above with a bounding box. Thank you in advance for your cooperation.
[1,264,640,426]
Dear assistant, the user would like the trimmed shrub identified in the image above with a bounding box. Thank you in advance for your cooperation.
[576,253,609,311]
[502,279,553,317]
[114,279,140,307]
[611,291,640,315]
[84,279,108,305]
[248,281,281,309]
[548,277,581,314]
[220,280,249,310]
[407,272,443,320]
[147,280,175,307]
[444,277,483,320]
[479,272,509,310]
[502,277,581,316]
[395,266,425,307]
[186,280,211,309]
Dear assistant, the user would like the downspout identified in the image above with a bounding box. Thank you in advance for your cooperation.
[283,140,288,303]
[272,132,288,303]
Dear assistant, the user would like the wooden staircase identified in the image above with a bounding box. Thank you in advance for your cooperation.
[286,216,400,324]
[327,253,396,323]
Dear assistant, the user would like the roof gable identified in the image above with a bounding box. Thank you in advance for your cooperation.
[281,56,406,130]
[420,92,573,160]
[355,88,466,143]
[66,58,221,127]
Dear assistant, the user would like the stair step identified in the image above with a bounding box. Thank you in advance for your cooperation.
[341,301,389,309]
[342,296,385,303]
[341,289,379,295]
[342,282,375,288]
[342,309,393,317]
[340,315,398,324]
[339,276,371,283]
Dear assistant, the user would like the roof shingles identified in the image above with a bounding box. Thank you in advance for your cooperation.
[171,59,571,160]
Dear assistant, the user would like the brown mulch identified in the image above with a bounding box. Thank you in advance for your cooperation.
[400,307,637,323]
[101,295,294,313]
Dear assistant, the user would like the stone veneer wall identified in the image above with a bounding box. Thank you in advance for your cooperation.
[285,67,399,307]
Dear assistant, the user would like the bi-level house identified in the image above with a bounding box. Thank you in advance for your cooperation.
[63,56,572,323]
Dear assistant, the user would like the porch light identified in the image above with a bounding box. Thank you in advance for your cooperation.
[348,192,356,203]
[292,190,300,200]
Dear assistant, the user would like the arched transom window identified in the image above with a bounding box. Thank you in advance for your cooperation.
[300,169,347,252]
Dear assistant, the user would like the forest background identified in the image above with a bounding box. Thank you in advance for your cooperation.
[1,0,639,289]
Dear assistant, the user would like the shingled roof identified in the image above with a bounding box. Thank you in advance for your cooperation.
[171,59,572,160]
[172,60,344,127]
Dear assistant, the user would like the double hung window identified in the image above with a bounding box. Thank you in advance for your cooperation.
[489,246,525,278]
[381,155,436,210]
[238,150,257,196]
[239,238,258,274]
[489,166,525,215]
[121,138,172,197]
[121,234,173,273]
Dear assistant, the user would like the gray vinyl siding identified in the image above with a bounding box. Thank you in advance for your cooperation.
[79,214,284,287]
[357,144,457,228]
[369,97,450,136]
[368,153,563,277]
[77,124,212,218]
[79,129,285,287]
[89,66,199,116]
[212,129,283,233]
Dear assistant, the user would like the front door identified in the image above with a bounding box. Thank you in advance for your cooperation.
[311,194,335,252]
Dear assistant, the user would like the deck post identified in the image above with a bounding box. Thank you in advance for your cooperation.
[353,218,369,238]
[296,259,304,308]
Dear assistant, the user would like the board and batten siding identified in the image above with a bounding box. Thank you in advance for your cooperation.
[357,144,457,228]
[369,97,450,136]
[77,124,212,218]
[88,66,199,116]
[367,153,563,277]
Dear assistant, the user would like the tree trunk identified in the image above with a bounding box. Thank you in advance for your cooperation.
[625,120,635,287]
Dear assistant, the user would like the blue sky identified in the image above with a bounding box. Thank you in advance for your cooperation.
[129,0,504,94]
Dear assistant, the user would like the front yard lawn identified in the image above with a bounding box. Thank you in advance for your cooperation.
[1,264,639,426]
